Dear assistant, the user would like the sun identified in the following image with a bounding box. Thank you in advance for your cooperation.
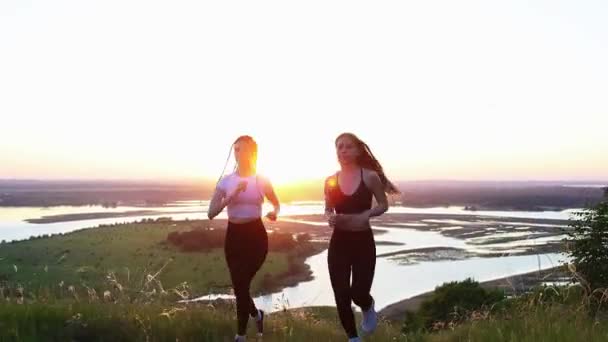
[257,154,333,186]
[260,164,317,186]
[248,135,339,187]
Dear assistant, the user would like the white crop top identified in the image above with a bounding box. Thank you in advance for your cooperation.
[217,172,267,219]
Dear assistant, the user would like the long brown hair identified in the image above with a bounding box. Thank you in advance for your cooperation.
[335,132,400,194]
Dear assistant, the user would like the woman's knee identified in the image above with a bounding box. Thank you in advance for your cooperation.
[333,289,352,306]
[351,291,372,309]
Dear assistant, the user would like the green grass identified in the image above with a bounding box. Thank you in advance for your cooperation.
[400,284,608,342]
[410,305,608,342]
[0,221,289,299]
[3,294,608,341]
[0,302,404,341]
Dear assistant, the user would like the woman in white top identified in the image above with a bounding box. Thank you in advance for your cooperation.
[208,135,280,342]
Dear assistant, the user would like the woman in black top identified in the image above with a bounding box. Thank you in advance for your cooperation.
[324,132,399,341]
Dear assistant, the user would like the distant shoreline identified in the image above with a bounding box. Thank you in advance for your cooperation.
[462,205,566,212]
[24,210,198,224]
[14,204,581,225]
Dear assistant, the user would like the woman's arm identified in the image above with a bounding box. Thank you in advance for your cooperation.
[325,176,337,227]
[263,177,280,221]
[362,170,389,219]
[207,187,227,220]
[325,176,335,214]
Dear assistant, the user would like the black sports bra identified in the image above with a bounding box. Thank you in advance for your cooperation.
[326,168,373,214]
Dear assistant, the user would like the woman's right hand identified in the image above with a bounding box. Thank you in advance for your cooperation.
[236,180,248,193]
[327,213,337,228]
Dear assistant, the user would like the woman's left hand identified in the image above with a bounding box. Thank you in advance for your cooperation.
[265,210,278,221]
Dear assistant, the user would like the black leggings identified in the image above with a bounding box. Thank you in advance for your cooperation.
[224,219,268,335]
[327,228,376,338]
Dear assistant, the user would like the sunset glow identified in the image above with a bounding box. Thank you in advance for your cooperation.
[1,1,607,183]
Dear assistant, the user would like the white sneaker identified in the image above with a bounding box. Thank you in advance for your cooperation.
[360,299,378,335]
[348,338,361,342]
[234,335,246,342]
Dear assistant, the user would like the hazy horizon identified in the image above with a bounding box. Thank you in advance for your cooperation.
[1,177,606,185]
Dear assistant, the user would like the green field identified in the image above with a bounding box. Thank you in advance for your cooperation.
[3,218,608,341]
[0,219,320,301]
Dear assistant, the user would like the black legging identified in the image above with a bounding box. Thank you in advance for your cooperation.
[327,228,376,338]
[224,219,268,335]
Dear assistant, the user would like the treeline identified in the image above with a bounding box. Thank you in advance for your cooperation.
[399,185,605,210]
[0,190,210,207]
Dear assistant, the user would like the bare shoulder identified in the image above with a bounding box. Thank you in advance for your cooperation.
[362,168,381,183]
[325,172,339,184]
[256,173,269,183]
[324,172,338,192]
[216,173,233,191]
[256,173,273,189]
[362,169,384,192]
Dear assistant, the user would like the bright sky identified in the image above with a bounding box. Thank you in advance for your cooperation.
[1,1,607,184]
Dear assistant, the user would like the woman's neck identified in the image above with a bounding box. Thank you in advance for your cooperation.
[340,163,360,174]
[236,165,255,177]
